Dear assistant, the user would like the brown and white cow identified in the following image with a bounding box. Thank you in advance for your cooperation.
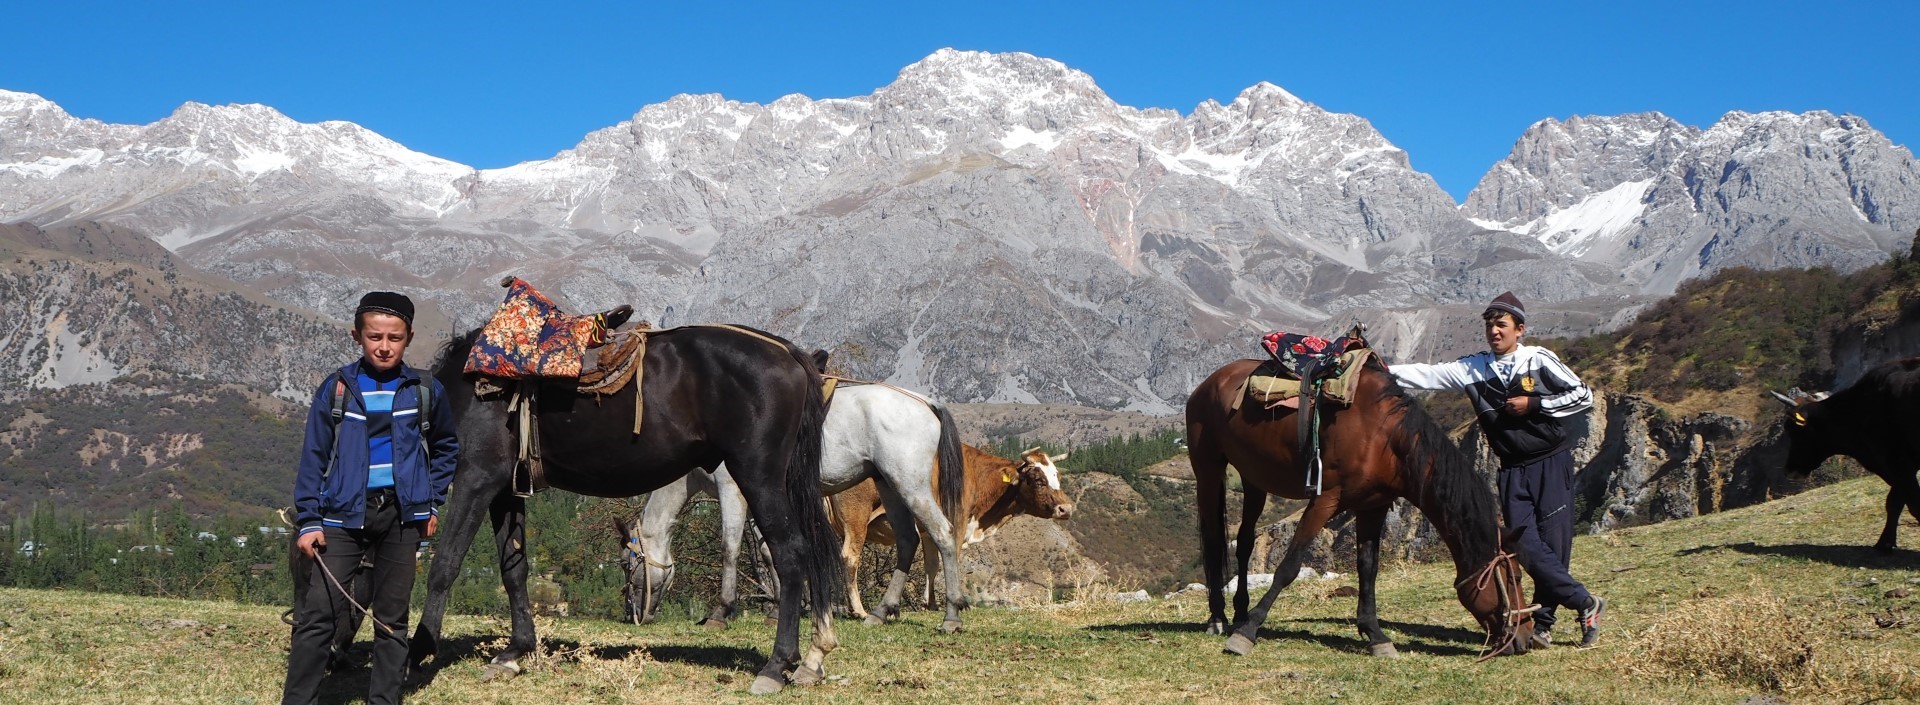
[829,445,1074,623]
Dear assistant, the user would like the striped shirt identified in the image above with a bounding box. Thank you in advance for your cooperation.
[356,371,403,490]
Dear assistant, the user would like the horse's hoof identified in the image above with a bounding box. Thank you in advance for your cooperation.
[1204,620,1228,636]
[790,666,825,686]
[863,614,887,626]
[749,675,785,695]
[1875,542,1898,553]
[1223,633,1256,656]
[700,618,729,631]
[1369,643,1399,658]
[480,661,522,683]
[937,619,963,634]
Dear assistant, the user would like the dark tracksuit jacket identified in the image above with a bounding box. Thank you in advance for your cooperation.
[1390,344,1595,627]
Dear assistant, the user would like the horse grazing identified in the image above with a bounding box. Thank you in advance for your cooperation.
[623,381,973,631]
[1186,355,1534,658]
[617,466,771,626]
[412,325,843,695]
[1772,356,1920,551]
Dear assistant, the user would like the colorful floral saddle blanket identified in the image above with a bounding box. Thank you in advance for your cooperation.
[465,277,633,379]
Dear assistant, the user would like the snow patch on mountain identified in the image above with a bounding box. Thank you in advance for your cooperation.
[1523,179,1653,257]
[0,148,105,178]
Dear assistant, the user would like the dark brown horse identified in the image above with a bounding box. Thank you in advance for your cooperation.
[410,325,843,695]
[1186,355,1535,658]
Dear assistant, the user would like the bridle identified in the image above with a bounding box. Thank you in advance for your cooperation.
[1456,549,1539,663]
[623,536,676,624]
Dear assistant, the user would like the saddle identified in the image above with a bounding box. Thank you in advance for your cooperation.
[1235,328,1373,412]
[1235,323,1376,496]
[468,277,637,497]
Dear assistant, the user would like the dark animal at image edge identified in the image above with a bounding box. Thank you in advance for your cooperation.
[1773,356,1920,551]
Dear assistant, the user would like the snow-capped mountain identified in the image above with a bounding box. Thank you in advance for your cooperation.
[1465,111,1919,294]
[0,50,1911,407]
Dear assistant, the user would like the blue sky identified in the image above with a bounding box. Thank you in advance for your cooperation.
[3,1,1913,201]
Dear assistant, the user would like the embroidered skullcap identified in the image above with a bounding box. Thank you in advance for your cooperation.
[1485,291,1526,324]
[355,291,415,326]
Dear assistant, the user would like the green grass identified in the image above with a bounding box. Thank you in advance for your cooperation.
[5,477,1920,704]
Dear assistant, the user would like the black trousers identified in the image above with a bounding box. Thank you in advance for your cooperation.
[1498,449,1591,632]
[283,493,420,705]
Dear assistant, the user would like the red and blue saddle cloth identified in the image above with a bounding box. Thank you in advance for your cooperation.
[465,277,612,379]
[1259,330,1367,378]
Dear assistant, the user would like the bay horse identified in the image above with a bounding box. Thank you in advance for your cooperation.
[1186,354,1535,658]
[625,381,972,631]
[411,325,843,695]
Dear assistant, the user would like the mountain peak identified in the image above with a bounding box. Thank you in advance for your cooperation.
[1233,81,1305,109]
[887,48,1106,110]
[0,89,61,114]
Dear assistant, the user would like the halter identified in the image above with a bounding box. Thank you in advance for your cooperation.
[1456,549,1539,663]
[624,537,675,623]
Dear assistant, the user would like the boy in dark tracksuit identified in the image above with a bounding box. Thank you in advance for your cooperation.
[283,292,458,705]
[1389,291,1606,649]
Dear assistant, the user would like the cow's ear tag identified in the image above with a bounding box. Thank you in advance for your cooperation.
[1002,470,1014,484]
[1793,411,1808,427]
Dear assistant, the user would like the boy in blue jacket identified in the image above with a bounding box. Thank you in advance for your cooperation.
[283,292,457,705]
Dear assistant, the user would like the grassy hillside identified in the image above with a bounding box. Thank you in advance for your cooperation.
[1548,250,1920,415]
[0,373,305,518]
[7,476,1917,704]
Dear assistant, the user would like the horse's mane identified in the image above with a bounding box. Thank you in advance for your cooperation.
[430,327,483,384]
[1371,364,1501,567]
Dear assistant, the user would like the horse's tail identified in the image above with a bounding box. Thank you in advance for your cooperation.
[931,402,967,535]
[780,344,847,611]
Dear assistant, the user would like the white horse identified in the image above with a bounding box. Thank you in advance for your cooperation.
[626,381,973,631]
[616,467,768,626]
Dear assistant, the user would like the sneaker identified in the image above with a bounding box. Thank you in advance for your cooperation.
[1529,628,1552,650]
[1578,596,1606,648]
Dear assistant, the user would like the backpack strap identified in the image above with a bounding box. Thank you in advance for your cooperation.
[322,375,349,483]
[414,369,434,461]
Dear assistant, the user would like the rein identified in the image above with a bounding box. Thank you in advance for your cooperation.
[314,553,397,637]
[625,537,675,623]
[1456,549,1539,663]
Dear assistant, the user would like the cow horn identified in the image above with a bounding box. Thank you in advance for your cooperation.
[1769,390,1797,407]
[1810,391,1832,402]
[1022,446,1041,457]
[1049,452,1069,463]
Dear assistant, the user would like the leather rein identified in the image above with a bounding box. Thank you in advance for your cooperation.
[624,536,675,624]
[1456,549,1539,663]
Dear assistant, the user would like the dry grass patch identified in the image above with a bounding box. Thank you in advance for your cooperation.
[1625,591,1920,700]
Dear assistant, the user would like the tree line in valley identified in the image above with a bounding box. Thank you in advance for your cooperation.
[0,428,1191,620]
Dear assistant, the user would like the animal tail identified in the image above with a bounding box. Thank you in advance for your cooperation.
[780,343,847,611]
[931,402,967,537]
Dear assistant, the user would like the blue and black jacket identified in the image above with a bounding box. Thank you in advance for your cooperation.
[293,360,458,536]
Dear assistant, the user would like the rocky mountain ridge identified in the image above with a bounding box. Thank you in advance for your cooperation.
[3,50,1915,408]
[1465,111,1919,294]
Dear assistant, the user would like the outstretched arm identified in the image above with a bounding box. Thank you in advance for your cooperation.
[1390,357,1478,391]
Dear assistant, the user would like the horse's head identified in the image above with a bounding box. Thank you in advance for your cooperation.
[1014,448,1075,520]
[1770,389,1835,479]
[1456,548,1536,658]
[616,517,674,625]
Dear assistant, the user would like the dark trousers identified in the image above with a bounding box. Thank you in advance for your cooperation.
[283,493,420,705]
[1498,449,1591,632]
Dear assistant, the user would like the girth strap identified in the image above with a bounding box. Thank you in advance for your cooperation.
[508,382,545,497]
